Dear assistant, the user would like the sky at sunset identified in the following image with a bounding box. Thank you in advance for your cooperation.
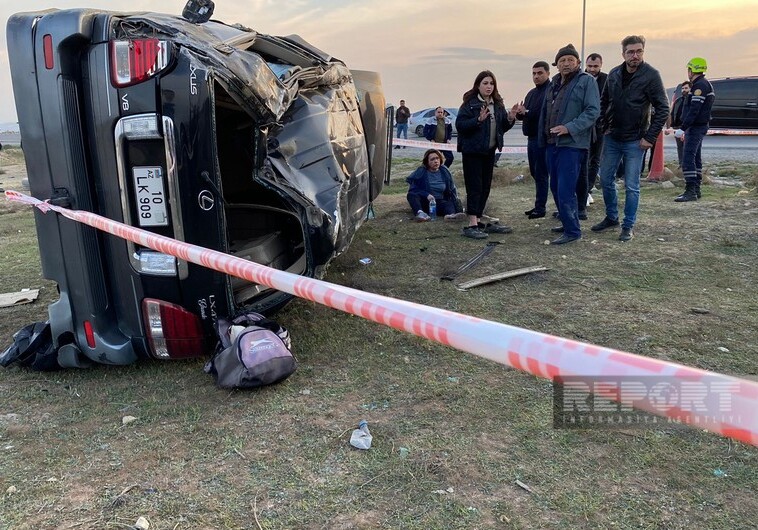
[1,0,757,123]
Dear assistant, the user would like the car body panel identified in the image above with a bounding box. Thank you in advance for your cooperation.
[7,8,390,365]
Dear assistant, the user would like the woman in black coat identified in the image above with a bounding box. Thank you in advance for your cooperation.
[455,70,517,239]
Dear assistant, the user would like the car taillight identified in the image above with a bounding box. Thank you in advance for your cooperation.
[142,299,206,359]
[110,39,170,87]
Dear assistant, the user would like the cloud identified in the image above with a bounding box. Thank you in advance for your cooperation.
[420,47,522,64]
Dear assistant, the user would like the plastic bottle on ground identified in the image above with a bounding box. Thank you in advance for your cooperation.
[349,420,372,449]
[429,198,437,220]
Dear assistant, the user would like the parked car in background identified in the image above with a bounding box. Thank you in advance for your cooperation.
[709,77,758,129]
[7,3,391,366]
[408,107,458,137]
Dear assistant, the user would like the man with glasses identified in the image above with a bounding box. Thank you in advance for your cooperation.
[591,35,669,242]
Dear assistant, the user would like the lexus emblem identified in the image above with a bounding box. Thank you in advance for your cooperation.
[198,190,215,211]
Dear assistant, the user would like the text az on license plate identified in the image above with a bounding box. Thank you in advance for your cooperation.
[133,166,168,227]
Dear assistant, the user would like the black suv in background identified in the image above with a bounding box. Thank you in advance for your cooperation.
[709,77,758,129]
[7,7,391,366]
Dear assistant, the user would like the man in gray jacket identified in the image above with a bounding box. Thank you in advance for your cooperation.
[591,35,669,241]
[538,44,600,244]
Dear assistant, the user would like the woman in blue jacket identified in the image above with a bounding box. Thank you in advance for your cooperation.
[456,70,517,239]
[406,149,460,221]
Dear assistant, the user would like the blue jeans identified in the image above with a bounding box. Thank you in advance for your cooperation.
[527,137,549,214]
[599,137,644,229]
[546,145,585,239]
[682,125,708,184]
[396,123,408,139]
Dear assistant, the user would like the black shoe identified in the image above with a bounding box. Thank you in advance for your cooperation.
[478,222,512,234]
[552,211,560,219]
[578,210,588,221]
[674,186,698,202]
[695,184,702,199]
[525,208,546,219]
[591,216,620,232]
[550,234,581,245]
[394,145,400,149]
[462,226,488,239]
[550,226,565,233]
[619,227,634,241]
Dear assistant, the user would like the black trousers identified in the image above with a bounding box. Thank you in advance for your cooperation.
[577,135,604,210]
[462,150,496,218]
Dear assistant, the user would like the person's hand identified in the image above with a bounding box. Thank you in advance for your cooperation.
[549,125,569,136]
[509,103,520,121]
[674,129,685,139]
[478,105,490,123]
[427,194,434,201]
[640,138,654,150]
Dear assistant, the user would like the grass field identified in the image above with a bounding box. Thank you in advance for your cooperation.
[0,146,757,529]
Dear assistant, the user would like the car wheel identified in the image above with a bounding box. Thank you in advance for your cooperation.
[415,125,424,137]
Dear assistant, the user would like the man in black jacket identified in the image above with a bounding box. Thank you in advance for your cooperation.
[666,81,691,168]
[591,35,669,242]
[577,53,608,217]
[673,57,715,202]
[518,61,551,219]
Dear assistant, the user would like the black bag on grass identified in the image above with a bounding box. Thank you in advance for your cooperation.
[0,321,60,371]
[204,312,296,389]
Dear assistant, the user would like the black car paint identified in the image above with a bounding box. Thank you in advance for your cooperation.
[7,8,390,366]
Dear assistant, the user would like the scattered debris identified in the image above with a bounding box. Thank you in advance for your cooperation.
[515,479,533,493]
[717,347,730,353]
[359,257,372,265]
[713,468,727,478]
[399,447,409,458]
[299,388,311,395]
[133,516,150,530]
[690,307,710,314]
[0,289,39,308]
[122,415,138,425]
[441,242,499,281]
[6,485,17,495]
[456,266,548,291]
[447,376,459,383]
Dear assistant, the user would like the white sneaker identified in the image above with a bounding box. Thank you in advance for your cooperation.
[444,212,467,221]
[587,194,595,205]
[415,210,431,222]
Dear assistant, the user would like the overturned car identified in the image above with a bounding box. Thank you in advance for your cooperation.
[7,4,392,366]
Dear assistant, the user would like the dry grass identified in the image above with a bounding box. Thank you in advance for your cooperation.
[0,154,756,529]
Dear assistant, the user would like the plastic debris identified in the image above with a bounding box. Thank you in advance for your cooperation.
[359,257,372,265]
[349,420,372,450]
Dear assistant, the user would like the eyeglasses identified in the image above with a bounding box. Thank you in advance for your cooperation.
[625,49,644,56]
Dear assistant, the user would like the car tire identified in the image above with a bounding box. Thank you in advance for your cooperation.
[415,125,424,137]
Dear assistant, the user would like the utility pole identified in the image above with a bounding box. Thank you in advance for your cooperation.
[580,0,586,66]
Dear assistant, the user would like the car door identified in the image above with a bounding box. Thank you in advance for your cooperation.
[711,78,758,129]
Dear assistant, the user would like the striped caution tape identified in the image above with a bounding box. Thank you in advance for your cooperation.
[393,137,527,153]
[5,189,758,447]
[664,127,758,136]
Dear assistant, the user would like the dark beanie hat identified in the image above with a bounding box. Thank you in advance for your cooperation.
[553,44,580,66]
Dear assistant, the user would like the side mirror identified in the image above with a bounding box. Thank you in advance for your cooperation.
[182,0,215,24]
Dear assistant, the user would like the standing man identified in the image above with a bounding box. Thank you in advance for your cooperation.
[666,81,691,168]
[538,44,600,245]
[517,61,551,219]
[674,58,715,202]
[577,53,608,217]
[591,35,669,241]
[423,107,454,167]
[395,99,411,149]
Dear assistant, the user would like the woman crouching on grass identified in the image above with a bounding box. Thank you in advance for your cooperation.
[405,149,463,221]
[456,70,518,239]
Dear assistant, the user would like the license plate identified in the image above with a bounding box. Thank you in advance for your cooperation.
[133,166,168,227]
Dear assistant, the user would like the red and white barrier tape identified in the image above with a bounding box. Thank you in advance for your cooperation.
[393,137,527,153]
[5,189,757,446]
[663,127,758,136]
